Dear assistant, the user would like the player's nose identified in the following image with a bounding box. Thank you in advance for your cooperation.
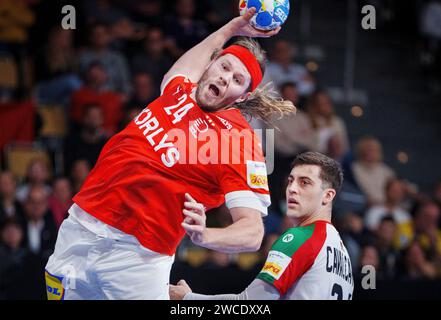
[287,182,298,195]
[218,75,227,87]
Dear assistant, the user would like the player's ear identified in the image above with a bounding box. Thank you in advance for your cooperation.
[235,91,251,104]
[322,188,336,206]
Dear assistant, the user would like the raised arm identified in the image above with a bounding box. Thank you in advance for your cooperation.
[160,8,280,90]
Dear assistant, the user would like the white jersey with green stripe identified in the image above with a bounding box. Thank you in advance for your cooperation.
[257,220,354,300]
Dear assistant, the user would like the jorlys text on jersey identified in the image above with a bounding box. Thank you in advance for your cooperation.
[133,85,263,168]
[133,86,194,168]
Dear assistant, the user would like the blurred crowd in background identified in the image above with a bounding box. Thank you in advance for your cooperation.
[0,0,441,299]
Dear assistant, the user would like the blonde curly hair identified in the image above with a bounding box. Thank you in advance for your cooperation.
[212,37,296,123]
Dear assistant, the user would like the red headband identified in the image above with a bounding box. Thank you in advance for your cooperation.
[220,45,263,91]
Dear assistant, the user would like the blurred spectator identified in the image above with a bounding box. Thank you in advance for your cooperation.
[0,0,35,97]
[272,82,316,156]
[306,90,350,156]
[268,82,314,214]
[129,0,164,28]
[82,0,127,28]
[410,202,441,264]
[0,171,24,226]
[21,185,57,299]
[125,72,156,111]
[16,158,51,203]
[364,178,412,237]
[65,104,109,173]
[340,212,374,272]
[48,177,73,229]
[401,242,438,280]
[327,134,347,163]
[351,136,395,205]
[433,180,441,223]
[165,0,209,51]
[194,0,224,30]
[419,0,441,92]
[263,39,315,96]
[71,61,124,135]
[110,16,148,52]
[375,217,400,280]
[0,0,35,45]
[356,245,380,279]
[202,0,238,26]
[131,27,174,87]
[71,159,91,194]
[0,218,28,299]
[79,22,131,96]
[21,186,57,259]
[0,98,35,150]
[34,26,82,107]
[420,0,441,41]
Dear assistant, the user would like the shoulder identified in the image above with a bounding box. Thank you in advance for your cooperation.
[333,116,347,128]
[366,205,385,215]
[271,223,327,258]
[380,163,395,176]
[160,74,194,96]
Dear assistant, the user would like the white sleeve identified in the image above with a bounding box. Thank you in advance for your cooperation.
[224,191,271,217]
[183,279,280,300]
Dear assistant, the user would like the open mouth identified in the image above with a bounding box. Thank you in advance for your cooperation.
[288,198,299,206]
[209,84,220,97]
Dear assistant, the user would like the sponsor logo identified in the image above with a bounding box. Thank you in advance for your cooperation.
[260,250,292,280]
[262,262,282,277]
[247,161,269,190]
[250,174,268,187]
[45,270,65,300]
[282,234,294,243]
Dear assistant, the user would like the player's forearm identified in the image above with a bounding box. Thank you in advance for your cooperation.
[184,292,246,300]
[163,22,236,83]
[202,216,264,253]
[183,280,280,300]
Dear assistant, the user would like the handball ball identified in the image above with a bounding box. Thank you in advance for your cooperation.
[239,0,290,31]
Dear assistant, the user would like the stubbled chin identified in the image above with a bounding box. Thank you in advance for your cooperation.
[197,92,221,111]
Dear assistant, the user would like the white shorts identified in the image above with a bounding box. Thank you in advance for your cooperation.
[45,205,174,300]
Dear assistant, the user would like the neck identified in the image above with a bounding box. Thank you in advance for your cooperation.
[291,209,332,227]
[30,217,43,224]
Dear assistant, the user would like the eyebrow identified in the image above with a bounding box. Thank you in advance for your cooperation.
[288,175,314,182]
[224,59,232,69]
[224,59,246,82]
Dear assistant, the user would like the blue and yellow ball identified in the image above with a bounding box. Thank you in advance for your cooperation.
[239,0,290,31]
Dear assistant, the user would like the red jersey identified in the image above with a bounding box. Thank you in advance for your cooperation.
[73,75,271,255]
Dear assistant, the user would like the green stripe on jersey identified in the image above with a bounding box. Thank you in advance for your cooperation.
[271,224,316,257]
[256,224,316,285]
